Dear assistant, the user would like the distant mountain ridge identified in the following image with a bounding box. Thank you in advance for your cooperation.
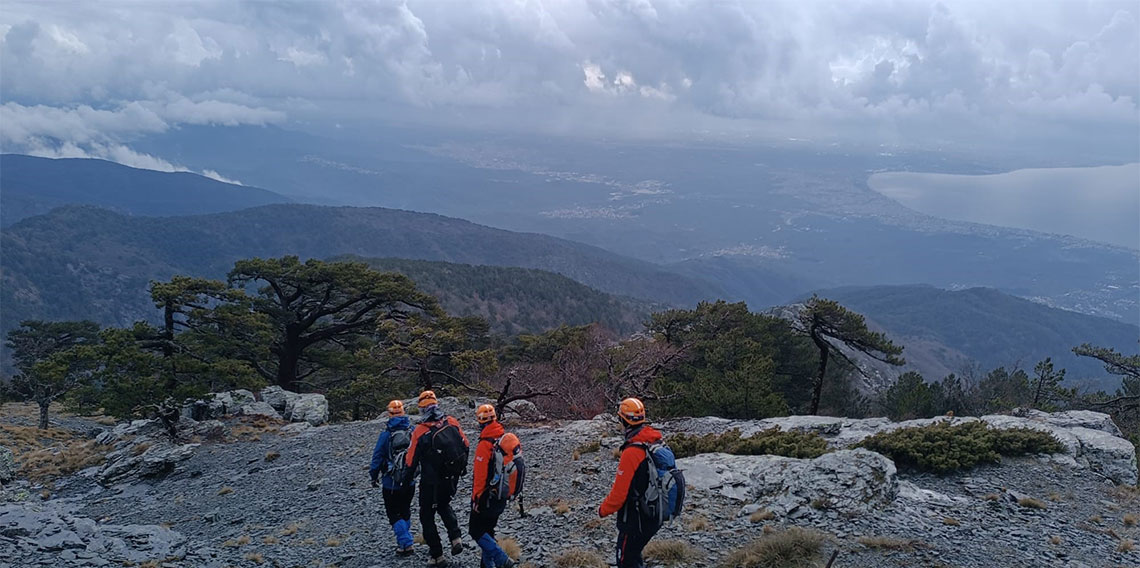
[0,154,290,226]
[810,284,1140,386]
[0,204,718,336]
[342,256,656,335]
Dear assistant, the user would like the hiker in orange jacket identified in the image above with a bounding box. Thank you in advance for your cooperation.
[468,404,519,568]
[405,391,470,567]
[599,398,664,568]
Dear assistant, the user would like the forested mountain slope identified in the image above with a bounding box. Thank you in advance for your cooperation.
[0,155,289,226]
[340,256,656,335]
[0,205,715,334]
[813,284,1140,383]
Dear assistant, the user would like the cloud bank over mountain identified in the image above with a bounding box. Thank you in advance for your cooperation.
[1,0,1136,160]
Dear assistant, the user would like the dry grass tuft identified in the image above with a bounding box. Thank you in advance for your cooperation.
[552,499,572,515]
[230,416,284,440]
[265,451,281,462]
[857,536,918,550]
[325,536,343,547]
[414,534,425,545]
[942,517,960,526]
[263,536,279,545]
[1050,535,1063,546]
[1123,514,1137,527]
[243,552,265,564]
[222,535,251,548]
[584,517,606,530]
[1119,539,1134,553]
[684,515,711,532]
[749,509,776,523]
[720,527,831,568]
[1090,515,1104,524]
[280,523,300,536]
[131,441,153,456]
[0,423,109,482]
[1017,497,1047,510]
[982,493,1001,502]
[553,548,607,568]
[644,540,699,566]
[498,537,522,561]
[574,440,602,458]
[217,486,235,496]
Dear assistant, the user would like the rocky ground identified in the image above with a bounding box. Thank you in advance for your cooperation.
[2,393,1139,568]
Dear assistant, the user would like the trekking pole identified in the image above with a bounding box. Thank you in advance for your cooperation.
[824,549,839,568]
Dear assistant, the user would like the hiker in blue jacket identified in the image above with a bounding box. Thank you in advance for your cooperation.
[370,400,416,555]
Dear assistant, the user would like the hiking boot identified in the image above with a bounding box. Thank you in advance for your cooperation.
[450,537,463,555]
[427,556,448,567]
[395,545,415,556]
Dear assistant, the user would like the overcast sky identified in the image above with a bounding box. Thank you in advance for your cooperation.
[1,0,1137,169]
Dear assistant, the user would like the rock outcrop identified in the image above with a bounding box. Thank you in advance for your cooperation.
[680,449,898,515]
[0,502,187,566]
[183,388,328,426]
[668,409,1139,485]
[285,393,329,426]
[93,420,199,485]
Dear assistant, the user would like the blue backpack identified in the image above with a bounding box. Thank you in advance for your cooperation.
[631,442,685,525]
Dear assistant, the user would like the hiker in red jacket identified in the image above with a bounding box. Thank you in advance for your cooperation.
[406,391,470,567]
[468,404,521,568]
[599,398,664,568]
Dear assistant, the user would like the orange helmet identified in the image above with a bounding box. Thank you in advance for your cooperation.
[387,400,405,416]
[476,404,497,424]
[618,398,646,426]
[418,390,438,408]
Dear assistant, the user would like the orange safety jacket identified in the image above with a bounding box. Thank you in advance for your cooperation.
[472,420,506,502]
[599,425,663,518]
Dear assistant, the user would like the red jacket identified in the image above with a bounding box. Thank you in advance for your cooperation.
[472,420,506,501]
[599,425,663,517]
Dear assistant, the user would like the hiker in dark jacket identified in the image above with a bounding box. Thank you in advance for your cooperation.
[599,398,664,568]
[370,400,416,555]
[469,404,520,568]
[406,391,470,567]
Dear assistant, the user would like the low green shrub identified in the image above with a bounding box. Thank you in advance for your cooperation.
[669,428,830,460]
[855,420,1064,473]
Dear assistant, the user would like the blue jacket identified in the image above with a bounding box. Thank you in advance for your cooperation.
[370,416,413,490]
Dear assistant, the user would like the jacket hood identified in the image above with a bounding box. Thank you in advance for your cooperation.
[626,425,663,445]
[479,421,505,440]
[421,405,445,423]
[387,415,411,430]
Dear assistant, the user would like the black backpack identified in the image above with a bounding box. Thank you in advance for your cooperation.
[387,428,413,487]
[428,418,469,479]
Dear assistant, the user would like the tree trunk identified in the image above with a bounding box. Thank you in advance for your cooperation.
[38,401,50,429]
[163,300,178,392]
[809,328,829,416]
[276,336,301,391]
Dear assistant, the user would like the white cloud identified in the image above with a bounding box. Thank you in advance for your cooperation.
[0,0,1135,155]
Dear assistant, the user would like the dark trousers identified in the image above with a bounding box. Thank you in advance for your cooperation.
[468,509,499,542]
[469,509,508,567]
[383,486,415,525]
[616,524,660,568]
[419,481,461,558]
